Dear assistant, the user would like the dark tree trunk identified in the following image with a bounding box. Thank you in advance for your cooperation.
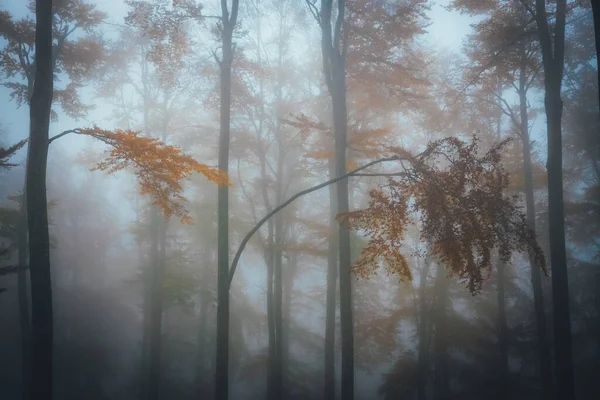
[324,156,338,400]
[27,1,54,399]
[417,260,431,400]
[148,212,167,400]
[272,45,286,398]
[266,222,276,400]
[282,253,296,394]
[517,47,554,400]
[17,203,32,400]
[215,2,239,399]
[533,1,576,399]
[333,57,353,400]
[318,2,353,399]
[432,264,449,400]
[496,260,509,397]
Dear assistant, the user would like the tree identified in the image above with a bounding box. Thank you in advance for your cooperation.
[0,4,106,397]
[454,2,554,395]
[529,1,576,398]
[26,1,54,399]
[214,1,240,399]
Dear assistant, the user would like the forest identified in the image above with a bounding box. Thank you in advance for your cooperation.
[0,0,598,399]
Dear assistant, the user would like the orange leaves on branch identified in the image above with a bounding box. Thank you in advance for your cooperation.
[340,135,546,294]
[78,126,229,223]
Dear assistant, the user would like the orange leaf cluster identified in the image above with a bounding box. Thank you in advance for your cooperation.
[79,126,229,223]
[340,136,546,293]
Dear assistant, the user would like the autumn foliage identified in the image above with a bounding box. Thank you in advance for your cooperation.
[78,126,229,223]
[340,136,546,293]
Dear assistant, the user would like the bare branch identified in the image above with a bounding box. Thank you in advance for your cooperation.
[228,154,404,286]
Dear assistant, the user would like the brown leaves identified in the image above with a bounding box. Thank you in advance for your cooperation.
[78,126,229,223]
[0,139,27,170]
[341,135,546,294]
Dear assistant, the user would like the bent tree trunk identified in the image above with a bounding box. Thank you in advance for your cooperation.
[27,0,54,399]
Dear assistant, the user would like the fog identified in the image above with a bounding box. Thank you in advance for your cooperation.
[0,1,599,400]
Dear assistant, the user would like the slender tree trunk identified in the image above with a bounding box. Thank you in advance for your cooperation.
[319,2,353,398]
[517,48,554,400]
[266,223,276,400]
[324,157,338,400]
[215,2,238,399]
[272,39,286,398]
[534,1,576,399]
[493,90,510,399]
[282,253,296,394]
[496,260,509,398]
[27,1,54,398]
[17,202,32,400]
[272,155,285,399]
[417,260,431,400]
[332,65,353,400]
[432,264,448,400]
[148,212,167,400]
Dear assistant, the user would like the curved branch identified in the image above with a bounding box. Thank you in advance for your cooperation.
[47,129,81,145]
[227,154,402,287]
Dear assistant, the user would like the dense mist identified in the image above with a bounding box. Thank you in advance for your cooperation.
[0,1,599,400]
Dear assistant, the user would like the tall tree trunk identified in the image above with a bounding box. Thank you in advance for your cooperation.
[272,146,285,400]
[324,156,338,400]
[282,253,296,395]
[318,2,354,398]
[496,260,509,398]
[332,59,353,400]
[272,37,286,398]
[148,212,167,400]
[17,202,32,400]
[417,259,431,400]
[140,261,152,400]
[493,89,510,399]
[432,264,448,400]
[533,1,576,399]
[27,0,54,398]
[266,222,276,400]
[517,45,554,400]
[215,2,239,399]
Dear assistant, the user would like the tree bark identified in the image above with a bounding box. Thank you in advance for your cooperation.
[318,2,354,399]
[432,264,449,400]
[17,201,32,400]
[517,45,554,400]
[147,211,167,400]
[496,260,509,397]
[417,260,431,400]
[325,156,338,400]
[282,253,296,395]
[533,1,576,399]
[27,0,54,398]
[215,2,239,399]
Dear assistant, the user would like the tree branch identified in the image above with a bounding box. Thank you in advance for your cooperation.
[47,129,81,145]
[228,154,403,287]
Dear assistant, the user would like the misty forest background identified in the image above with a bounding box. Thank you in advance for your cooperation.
[0,0,599,399]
